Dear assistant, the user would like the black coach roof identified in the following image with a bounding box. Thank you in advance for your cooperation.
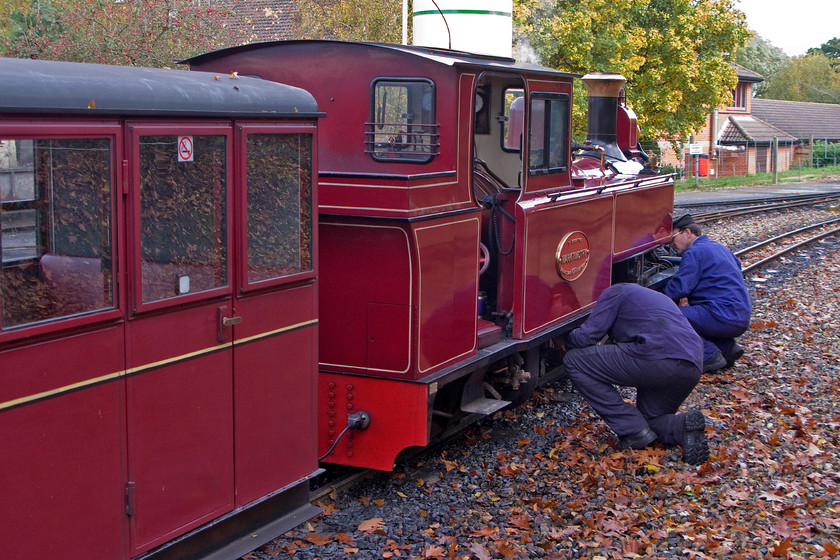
[0,57,321,117]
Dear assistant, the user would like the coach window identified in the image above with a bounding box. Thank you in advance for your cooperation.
[244,132,314,286]
[367,79,438,162]
[528,93,570,175]
[138,134,228,304]
[0,137,114,330]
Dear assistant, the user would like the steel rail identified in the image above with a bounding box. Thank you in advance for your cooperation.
[677,191,840,211]
[310,467,373,502]
[740,223,840,275]
[691,195,840,225]
[734,218,840,258]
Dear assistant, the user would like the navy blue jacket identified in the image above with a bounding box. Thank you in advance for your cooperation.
[664,235,752,326]
[566,283,703,367]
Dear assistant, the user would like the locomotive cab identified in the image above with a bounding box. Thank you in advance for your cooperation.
[187,41,674,471]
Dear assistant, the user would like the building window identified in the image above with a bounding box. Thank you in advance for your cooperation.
[730,83,748,109]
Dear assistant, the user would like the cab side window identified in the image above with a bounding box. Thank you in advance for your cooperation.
[528,93,570,175]
[367,79,438,162]
[1,137,114,329]
[502,87,525,152]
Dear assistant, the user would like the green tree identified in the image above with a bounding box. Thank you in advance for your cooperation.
[733,33,788,96]
[808,37,840,71]
[761,52,840,103]
[292,0,404,42]
[514,0,752,141]
[1,0,236,67]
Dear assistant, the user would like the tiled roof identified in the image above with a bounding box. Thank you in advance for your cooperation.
[751,98,840,141]
[224,0,297,44]
[732,63,764,83]
[719,115,796,144]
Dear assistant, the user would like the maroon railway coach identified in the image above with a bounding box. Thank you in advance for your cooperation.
[187,41,675,472]
[0,58,322,559]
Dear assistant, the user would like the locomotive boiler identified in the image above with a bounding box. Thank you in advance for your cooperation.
[186,41,674,472]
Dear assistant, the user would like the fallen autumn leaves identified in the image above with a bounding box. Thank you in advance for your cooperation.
[247,216,840,560]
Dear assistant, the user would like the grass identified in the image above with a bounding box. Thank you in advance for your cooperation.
[673,163,840,192]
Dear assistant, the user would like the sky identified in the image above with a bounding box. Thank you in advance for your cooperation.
[735,0,839,56]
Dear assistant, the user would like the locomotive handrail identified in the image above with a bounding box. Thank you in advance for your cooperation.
[548,173,675,202]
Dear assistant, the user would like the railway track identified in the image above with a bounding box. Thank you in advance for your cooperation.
[676,191,840,211]
[737,219,840,275]
[678,192,840,225]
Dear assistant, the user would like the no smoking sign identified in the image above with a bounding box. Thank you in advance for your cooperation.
[177,136,194,162]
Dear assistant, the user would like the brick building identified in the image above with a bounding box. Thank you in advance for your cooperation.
[751,98,840,166]
[659,64,797,177]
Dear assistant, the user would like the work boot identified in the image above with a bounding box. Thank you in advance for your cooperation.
[618,427,657,450]
[702,352,726,373]
[681,410,709,465]
[723,342,744,368]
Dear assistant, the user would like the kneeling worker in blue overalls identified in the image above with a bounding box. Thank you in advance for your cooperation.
[562,283,709,465]
[666,214,752,373]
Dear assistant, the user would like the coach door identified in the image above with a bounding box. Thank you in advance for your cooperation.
[230,125,318,505]
[123,122,319,555]
[124,124,236,555]
[0,127,126,559]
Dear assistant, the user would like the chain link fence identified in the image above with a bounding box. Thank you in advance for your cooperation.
[639,138,840,180]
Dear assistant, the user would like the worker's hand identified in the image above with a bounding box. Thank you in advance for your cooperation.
[679,297,689,307]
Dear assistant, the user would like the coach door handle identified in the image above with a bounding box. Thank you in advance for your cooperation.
[218,306,242,342]
[222,316,242,327]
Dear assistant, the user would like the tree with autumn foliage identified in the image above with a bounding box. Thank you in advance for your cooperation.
[513,0,752,142]
[761,52,840,104]
[291,0,403,43]
[1,0,238,67]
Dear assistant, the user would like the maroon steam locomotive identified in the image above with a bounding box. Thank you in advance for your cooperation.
[0,40,672,560]
[186,41,673,470]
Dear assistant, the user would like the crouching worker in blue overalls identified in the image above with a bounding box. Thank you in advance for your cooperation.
[562,283,709,465]
[666,214,752,373]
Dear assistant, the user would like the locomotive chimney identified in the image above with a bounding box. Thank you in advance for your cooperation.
[581,72,627,161]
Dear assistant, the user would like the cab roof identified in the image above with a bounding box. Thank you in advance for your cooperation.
[183,40,580,79]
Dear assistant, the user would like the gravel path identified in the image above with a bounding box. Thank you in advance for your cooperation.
[246,206,840,560]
